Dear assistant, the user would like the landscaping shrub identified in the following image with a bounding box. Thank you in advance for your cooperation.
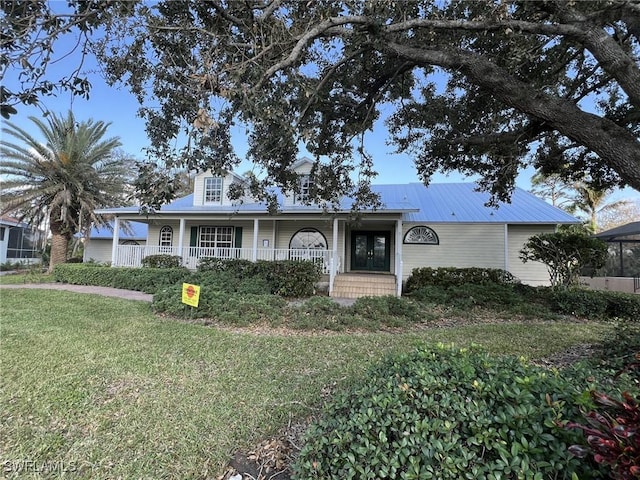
[549,288,640,321]
[152,284,285,324]
[294,344,606,480]
[141,254,183,268]
[254,260,321,297]
[54,260,320,298]
[197,257,254,277]
[404,267,517,292]
[351,296,423,325]
[197,258,321,297]
[567,366,640,480]
[53,264,190,293]
[571,392,640,479]
[409,283,528,311]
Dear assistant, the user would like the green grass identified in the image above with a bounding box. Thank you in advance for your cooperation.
[0,289,611,478]
[0,272,52,284]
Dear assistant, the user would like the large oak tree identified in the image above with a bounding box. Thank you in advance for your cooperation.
[3,1,640,209]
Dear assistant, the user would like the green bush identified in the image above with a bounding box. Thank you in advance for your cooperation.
[141,254,183,268]
[294,344,606,480]
[549,288,640,320]
[351,296,423,325]
[405,267,517,293]
[409,283,529,311]
[53,264,191,294]
[197,258,321,297]
[254,260,321,297]
[152,284,286,324]
[197,257,255,276]
[53,260,320,298]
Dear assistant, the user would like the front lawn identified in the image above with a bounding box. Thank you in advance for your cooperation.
[0,289,611,479]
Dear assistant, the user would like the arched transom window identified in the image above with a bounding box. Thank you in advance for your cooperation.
[289,228,327,250]
[404,226,439,245]
[159,225,173,247]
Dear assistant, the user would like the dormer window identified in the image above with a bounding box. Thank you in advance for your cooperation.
[204,177,223,204]
[295,175,313,204]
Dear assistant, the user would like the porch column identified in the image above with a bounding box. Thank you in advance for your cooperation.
[329,217,339,295]
[111,217,120,266]
[396,218,403,296]
[252,219,259,262]
[503,224,509,272]
[178,218,186,258]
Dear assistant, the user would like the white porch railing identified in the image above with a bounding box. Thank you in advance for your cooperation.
[113,245,340,274]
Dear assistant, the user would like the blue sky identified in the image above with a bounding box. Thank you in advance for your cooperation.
[3,30,638,204]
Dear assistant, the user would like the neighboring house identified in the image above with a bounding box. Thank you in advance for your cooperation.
[83,221,149,264]
[96,158,578,297]
[0,216,42,264]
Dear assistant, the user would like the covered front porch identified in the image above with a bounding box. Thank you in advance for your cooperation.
[109,215,407,297]
[113,244,338,274]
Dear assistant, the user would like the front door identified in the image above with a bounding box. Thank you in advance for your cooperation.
[350,231,390,271]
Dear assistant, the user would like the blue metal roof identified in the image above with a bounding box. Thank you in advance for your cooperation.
[98,182,578,224]
[373,183,578,224]
[88,221,148,240]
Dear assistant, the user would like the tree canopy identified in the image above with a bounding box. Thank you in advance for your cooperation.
[3,0,640,209]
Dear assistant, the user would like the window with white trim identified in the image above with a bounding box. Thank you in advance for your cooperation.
[204,177,223,204]
[295,175,313,204]
[159,226,173,247]
[404,226,439,245]
[199,226,233,248]
[289,228,327,250]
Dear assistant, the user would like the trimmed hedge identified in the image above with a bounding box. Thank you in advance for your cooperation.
[53,260,322,298]
[546,288,640,321]
[53,264,190,294]
[198,258,322,297]
[293,344,607,479]
[405,267,518,292]
[141,254,183,268]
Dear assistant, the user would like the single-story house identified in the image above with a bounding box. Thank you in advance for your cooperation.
[0,216,42,264]
[83,221,149,264]
[96,159,578,298]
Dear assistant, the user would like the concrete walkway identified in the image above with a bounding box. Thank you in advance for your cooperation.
[0,283,154,302]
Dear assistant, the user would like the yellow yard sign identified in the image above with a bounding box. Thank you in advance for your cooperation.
[181,283,201,307]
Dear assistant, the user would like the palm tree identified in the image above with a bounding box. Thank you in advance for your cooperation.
[570,183,632,233]
[1,111,129,271]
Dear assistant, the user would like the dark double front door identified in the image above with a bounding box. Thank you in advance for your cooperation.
[350,231,390,271]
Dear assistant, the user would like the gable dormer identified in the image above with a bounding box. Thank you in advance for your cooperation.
[192,170,249,207]
[284,157,315,206]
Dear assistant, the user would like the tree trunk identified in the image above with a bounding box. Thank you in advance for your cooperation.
[49,220,70,273]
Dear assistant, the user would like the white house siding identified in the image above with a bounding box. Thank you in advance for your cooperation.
[507,225,555,286]
[192,172,249,207]
[275,220,344,251]
[84,239,118,264]
[148,222,179,247]
[401,223,506,281]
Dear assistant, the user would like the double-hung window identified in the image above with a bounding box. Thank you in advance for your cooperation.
[295,175,313,204]
[199,226,234,256]
[204,177,223,204]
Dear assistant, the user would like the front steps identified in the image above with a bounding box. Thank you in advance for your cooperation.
[331,273,397,298]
